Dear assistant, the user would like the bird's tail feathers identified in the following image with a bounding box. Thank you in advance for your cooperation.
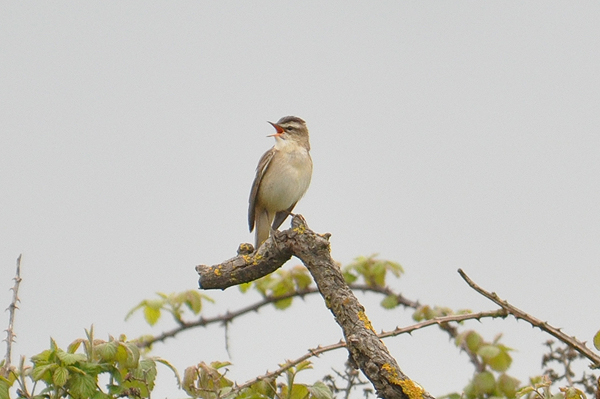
[254,209,272,249]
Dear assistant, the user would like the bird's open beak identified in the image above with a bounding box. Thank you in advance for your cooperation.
[267,121,284,137]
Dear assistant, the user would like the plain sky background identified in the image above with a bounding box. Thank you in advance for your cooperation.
[1,2,599,398]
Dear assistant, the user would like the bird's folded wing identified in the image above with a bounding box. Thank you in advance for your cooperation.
[248,147,275,232]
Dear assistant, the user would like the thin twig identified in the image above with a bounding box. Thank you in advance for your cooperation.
[2,254,22,377]
[346,284,420,309]
[458,268,600,368]
[136,287,320,348]
[233,309,507,393]
[377,309,507,340]
[137,284,420,349]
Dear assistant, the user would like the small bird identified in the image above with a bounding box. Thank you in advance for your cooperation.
[248,116,313,249]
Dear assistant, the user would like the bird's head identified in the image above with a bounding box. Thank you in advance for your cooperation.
[267,116,310,150]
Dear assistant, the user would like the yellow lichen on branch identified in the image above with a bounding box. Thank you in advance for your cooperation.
[358,310,376,333]
[382,363,425,399]
[293,224,306,235]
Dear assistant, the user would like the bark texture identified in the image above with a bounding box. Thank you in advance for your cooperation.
[196,216,434,399]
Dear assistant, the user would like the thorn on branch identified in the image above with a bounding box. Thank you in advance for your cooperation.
[2,254,23,378]
[458,268,600,368]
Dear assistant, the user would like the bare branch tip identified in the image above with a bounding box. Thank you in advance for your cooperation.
[291,214,308,229]
[237,243,254,255]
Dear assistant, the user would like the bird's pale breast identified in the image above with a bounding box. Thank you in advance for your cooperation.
[258,148,312,211]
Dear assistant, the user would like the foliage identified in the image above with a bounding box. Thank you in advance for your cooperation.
[455,331,519,399]
[126,255,400,324]
[3,255,599,399]
[0,327,178,399]
[517,376,587,399]
[239,265,313,309]
[341,254,403,288]
[413,306,521,399]
[126,290,213,326]
[413,305,467,321]
[182,360,332,399]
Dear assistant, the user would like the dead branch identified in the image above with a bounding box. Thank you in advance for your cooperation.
[2,254,22,378]
[197,216,433,399]
[458,268,600,368]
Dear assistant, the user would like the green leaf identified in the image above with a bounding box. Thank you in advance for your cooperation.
[282,384,310,399]
[91,391,113,399]
[95,342,118,362]
[239,282,252,293]
[56,350,86,365]
[0,379,10,399]
[32,363,58,382]
[342,271,357,283]
[182,366,199,397]
[516,386,535,398]
[115,343,130,366]
[273,297,293,310]
[69,373,98,399]
[343,255,404,288]
[477,345,501,361]
[488,350,512,372]
[308,381,333,399]
[465,331,483,352]
[498,374,520,398]
[463,382,475,399]
[456,308,474,315]
[116,342,140,368]
[6,372,17,386]
[67,364,90,376]
[413,305,431,321]
[479,344,512,372]
[248,378,276,398]
[290,266,312,290]
[371,262,386,286]
[137,359,158,390]
[31,349,54,364]
[210,361,232,370]
[75,362,105,377]
[253,275,273,296]
[472,371,495,396]
[143,304,162,326]
[380,294,399,309]
[271,277,295,309]
[594,330,600,351]
[295,360,313,372]
[68,339,85,354]
[562,387,586,399]
[181,291,203,314]
[53,366,69,387]
[273,277,294,297]
[179,290,213,315]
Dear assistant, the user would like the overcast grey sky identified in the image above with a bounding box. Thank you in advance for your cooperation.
[1,2,599,397]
